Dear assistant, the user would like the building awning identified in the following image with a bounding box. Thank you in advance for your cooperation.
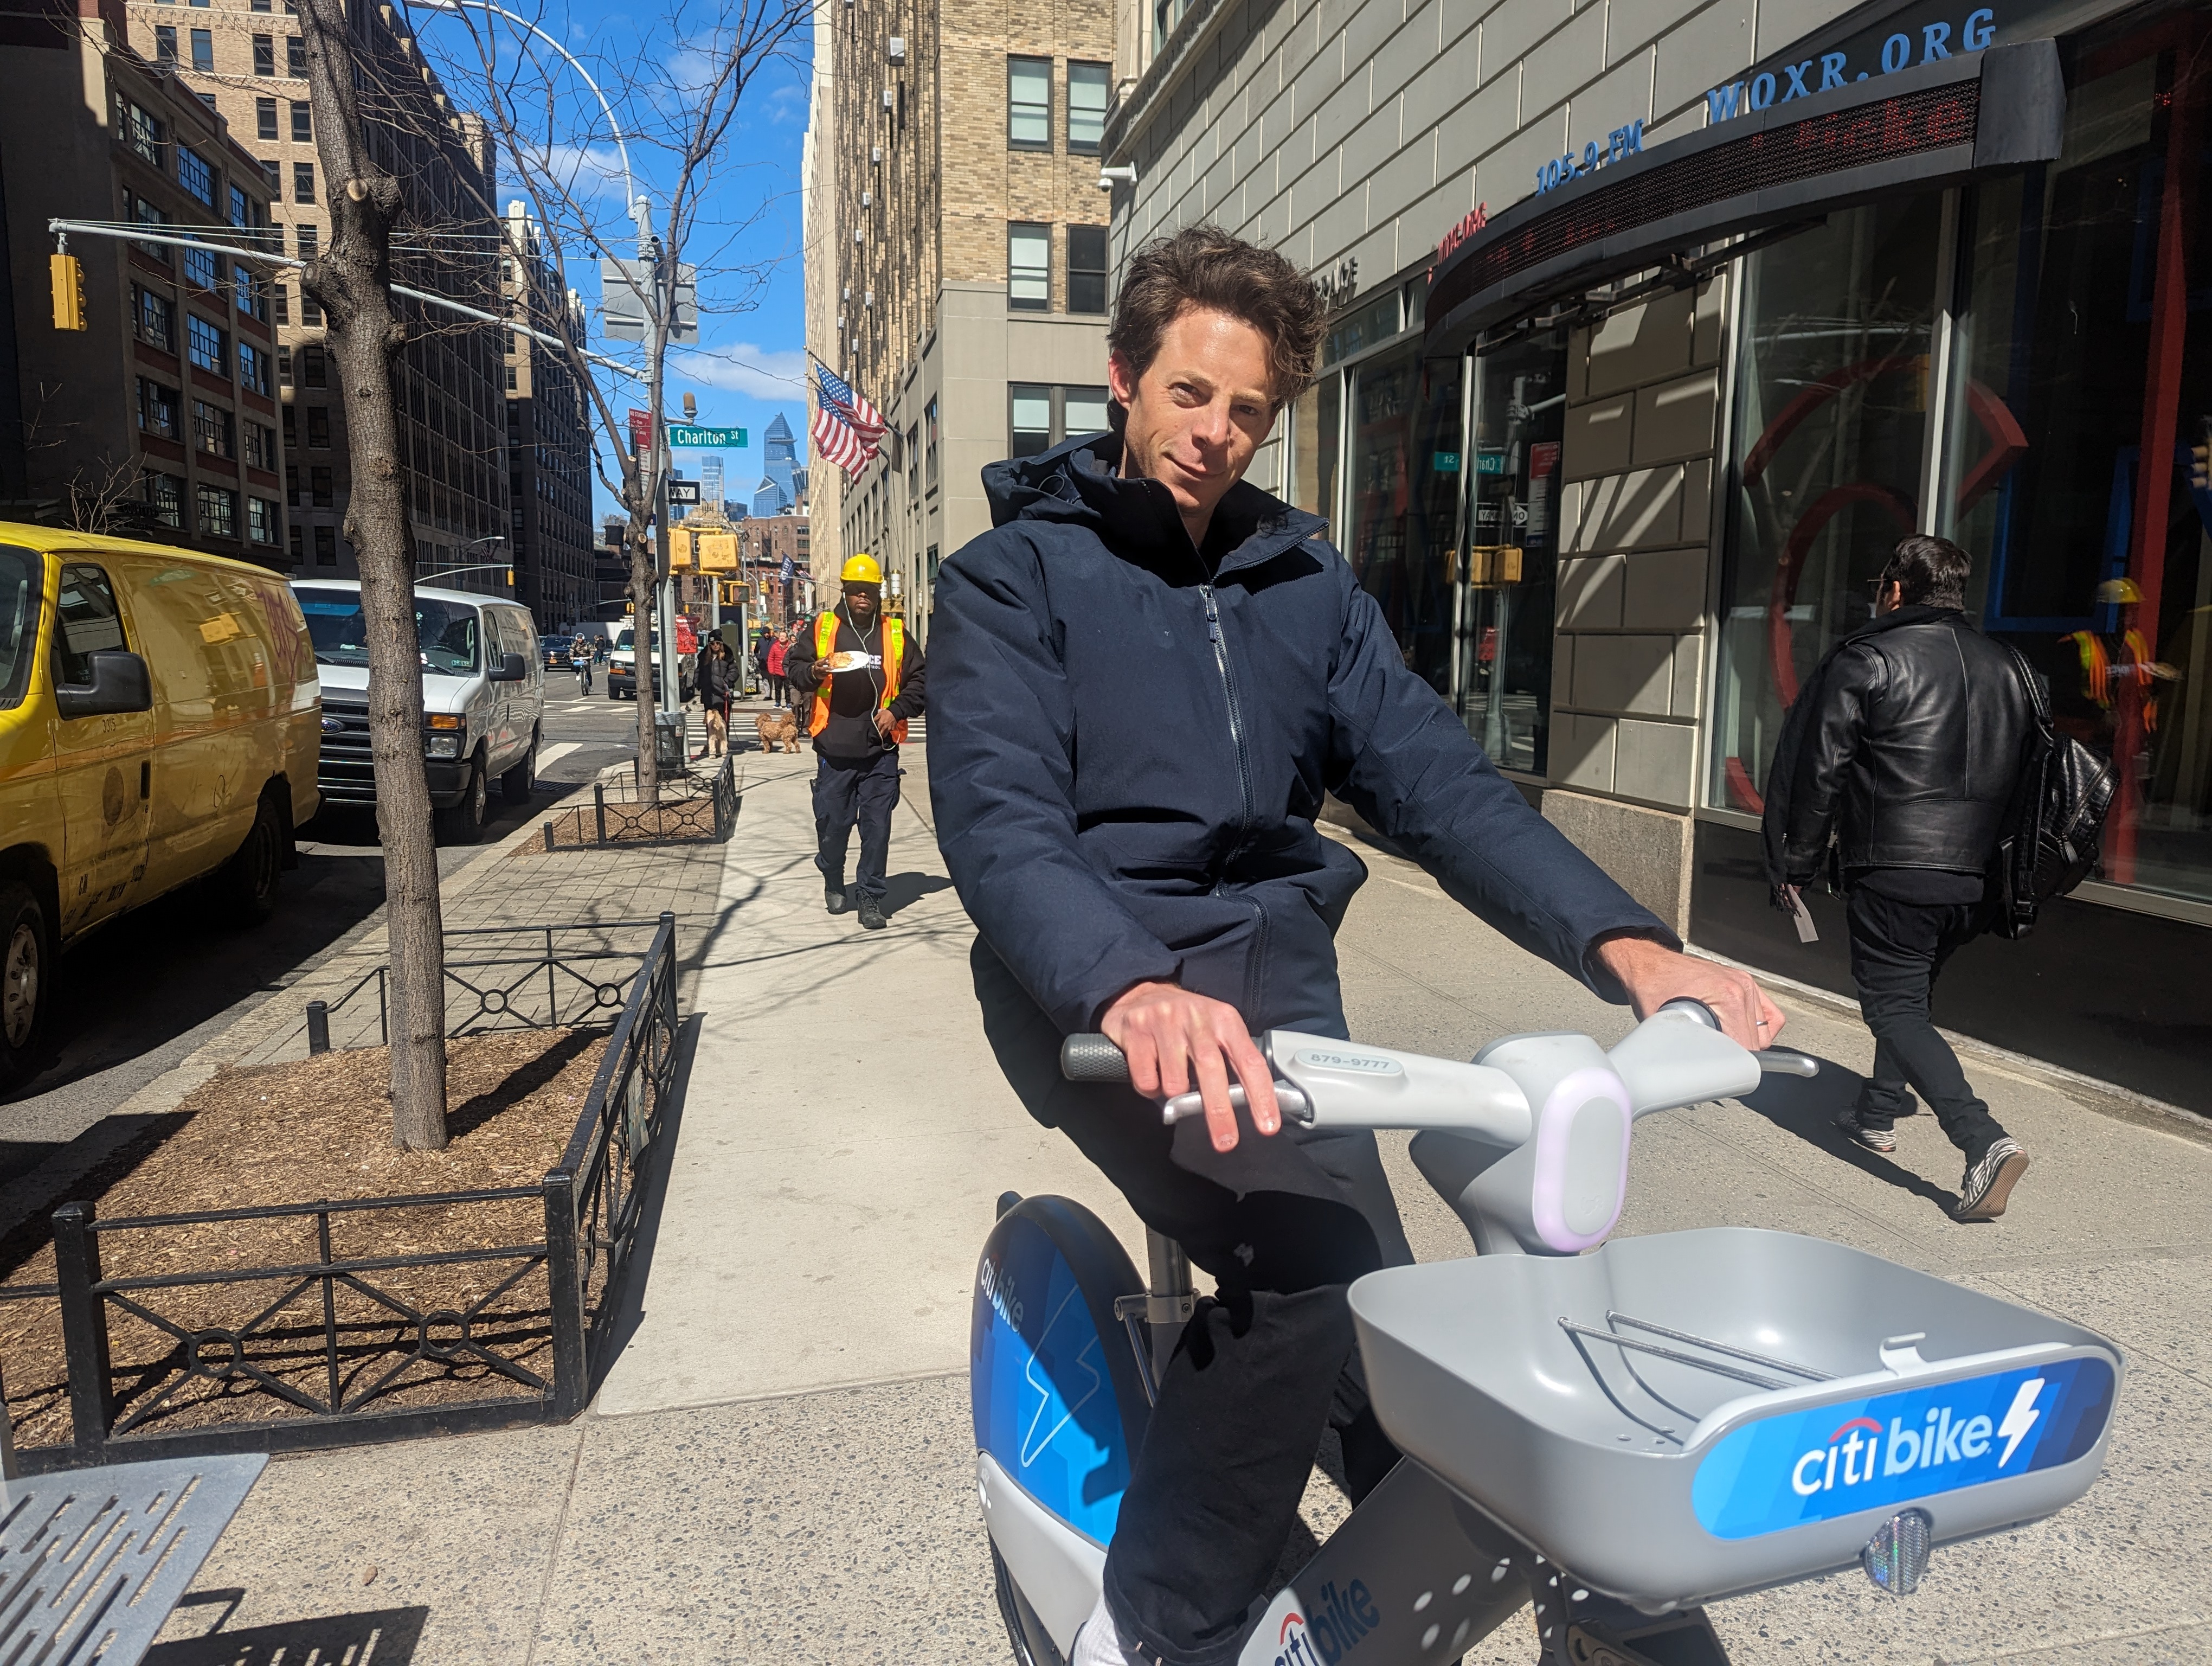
[1425,40,2065,354]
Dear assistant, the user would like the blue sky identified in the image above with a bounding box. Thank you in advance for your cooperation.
[406,0,816,528]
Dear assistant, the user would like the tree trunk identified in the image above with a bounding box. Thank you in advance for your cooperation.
[297,0,448,1149]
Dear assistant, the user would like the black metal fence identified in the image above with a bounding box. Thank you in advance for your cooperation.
[542,758,739,850]
[0,913,685,1472]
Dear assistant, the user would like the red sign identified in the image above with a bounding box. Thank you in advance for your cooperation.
[1432,204,1489,272]
[628,408,653,454]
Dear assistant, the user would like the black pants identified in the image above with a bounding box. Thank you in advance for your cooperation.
[974,942,1411,1666]
[812,747,899,900]
[1846,887,2007,1155]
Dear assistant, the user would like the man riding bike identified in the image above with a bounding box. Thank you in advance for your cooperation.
[928,226,1783,1666]
[573,632,593,694]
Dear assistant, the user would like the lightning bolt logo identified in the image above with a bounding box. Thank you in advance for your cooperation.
[1018,1287,1104,1468]
[1996,1377,2046,1468]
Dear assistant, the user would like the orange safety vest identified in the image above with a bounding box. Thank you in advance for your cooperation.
[808,609,908,744]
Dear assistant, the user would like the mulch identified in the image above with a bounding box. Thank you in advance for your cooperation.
[0,1028,608,1452]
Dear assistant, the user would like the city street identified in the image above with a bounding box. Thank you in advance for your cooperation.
[0,688,647,1178]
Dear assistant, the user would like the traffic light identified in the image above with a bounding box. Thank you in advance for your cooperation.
[49,253,86,331]
[505,568,515,587]
[2192,422,2211,490]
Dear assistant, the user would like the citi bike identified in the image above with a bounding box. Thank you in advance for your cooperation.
[972,1002,2122,1666]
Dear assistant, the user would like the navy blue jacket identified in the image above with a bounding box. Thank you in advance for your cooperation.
[927,434,1674,1039]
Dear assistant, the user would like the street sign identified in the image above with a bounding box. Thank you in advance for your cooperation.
[599,259,699,343]
[667,426,747,448]
[667,479,702,504]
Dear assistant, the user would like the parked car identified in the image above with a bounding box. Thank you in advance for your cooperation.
[0,526,321,1086]
[606,617,696,702]
[541,635,575,670]
[291,580,545,845]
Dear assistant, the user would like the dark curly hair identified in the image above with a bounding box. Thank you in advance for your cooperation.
[1107,225,1326,413]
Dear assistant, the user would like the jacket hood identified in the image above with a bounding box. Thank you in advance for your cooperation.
[981,432,1327,577]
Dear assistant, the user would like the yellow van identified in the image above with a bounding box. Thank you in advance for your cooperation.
[0,526,319,1085]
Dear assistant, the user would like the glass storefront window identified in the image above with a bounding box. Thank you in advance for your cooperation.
[1345,342,1462,695]
[1938,26,2212,905]
[1709,197,1945,812]
[1288,373,1340,543]
[1461,331,1567,774]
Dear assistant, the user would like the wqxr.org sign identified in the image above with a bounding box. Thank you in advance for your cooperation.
[1705,4,1996,121]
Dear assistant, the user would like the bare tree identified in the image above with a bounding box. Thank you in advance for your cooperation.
[295,0,450,1149]
[421,0,809,797]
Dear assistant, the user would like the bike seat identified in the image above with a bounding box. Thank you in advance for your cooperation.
[1348,1227,2120,1610]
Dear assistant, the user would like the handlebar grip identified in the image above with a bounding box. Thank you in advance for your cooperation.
[1059,1033,1131,1084]
[1658,997,1721,1029]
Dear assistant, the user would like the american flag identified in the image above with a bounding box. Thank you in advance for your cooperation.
[815,363,886,443]
[811,396,875,474]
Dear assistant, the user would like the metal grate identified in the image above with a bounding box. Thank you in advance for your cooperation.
[0,1454,265,1665]
[1433,82,1980,324]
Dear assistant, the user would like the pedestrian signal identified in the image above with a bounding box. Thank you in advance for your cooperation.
[49,254,86,331]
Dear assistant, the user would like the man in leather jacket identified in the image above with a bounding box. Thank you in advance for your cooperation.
[1764,534,2031,1221]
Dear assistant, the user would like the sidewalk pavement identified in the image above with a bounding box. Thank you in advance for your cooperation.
[151,747,2212,1665]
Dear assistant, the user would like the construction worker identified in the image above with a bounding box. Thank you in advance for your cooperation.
[787,553,927,931]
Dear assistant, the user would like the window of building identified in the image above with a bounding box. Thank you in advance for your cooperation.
[228,183,253,230]
[192,399,234,457]
[155,24,177,62]
[1341,342,1463,707]
[250,0,270,12]
[1008,222,1050,311]
[189,27,214,69]
[1068,225,1108,314]
[273,285,289,325]
[292,162,314,203]
[129,195,169,266]
[247,497,277,544]
[239,339,270,395]
[286,35,306,75]
[306,406,330,448]
[289,524,303,562]
[256,96,278,138]
[1154,0,1192,50]
[294,224,316,259]
[314,525,336,564]
[137,378,181,440]
[123,101,164,166]
[186,315,226,375]
[300,292,321,325]
[253,34,274,74]
[1064,385,1111,437]
[135,287,175,352]
[310,466,332,507]
[182,242,220,291]
[235,266,265,321]
[261,158,280,194]
[277,343,292,385]
[245,421,275,469]
[1009,384,1052,458]
[924,397,938,490]
[291,101,311,142]
[197,483,236,537]
[177,148,214,206]
[145,473,183,529]
[1068,61,1109,153]
[1008,57,1051,149]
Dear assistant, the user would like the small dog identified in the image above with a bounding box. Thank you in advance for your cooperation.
[754,710,802,754]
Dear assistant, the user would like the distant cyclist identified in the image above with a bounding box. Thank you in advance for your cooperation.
[573,632,593,694]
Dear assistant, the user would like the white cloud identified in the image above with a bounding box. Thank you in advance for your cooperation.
[670,343,808,399]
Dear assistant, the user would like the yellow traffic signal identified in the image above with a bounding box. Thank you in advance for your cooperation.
[505,568,515,586]
[2192,432,2211,491]
[49,253,86,331]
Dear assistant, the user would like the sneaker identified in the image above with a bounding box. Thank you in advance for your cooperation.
[824,881,849,916]
[1834,1105,1897,1154]
[1954,1138,2029,1221]
[1071,1591,1139,1666]
[857,894,886,931]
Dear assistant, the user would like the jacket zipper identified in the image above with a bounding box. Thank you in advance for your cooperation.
[1199,575,1266,1015]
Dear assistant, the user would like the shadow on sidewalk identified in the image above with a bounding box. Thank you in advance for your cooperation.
[589,1012,702,1392]
[882,872,954,917]
[1737,1058,1959,1214]
[149,1596,428,1663]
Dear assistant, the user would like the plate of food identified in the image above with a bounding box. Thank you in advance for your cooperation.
[826,650,877,672]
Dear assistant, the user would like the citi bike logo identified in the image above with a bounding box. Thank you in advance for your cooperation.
[1790,1378,2042,1497]
[978,1253,1023,1330]
[1271,1580,1381,1666]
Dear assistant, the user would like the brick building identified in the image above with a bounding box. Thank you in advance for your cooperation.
[501,202,593,631]
[806,0,1115,636]
[140,0,511,592]
[0,15,286,561]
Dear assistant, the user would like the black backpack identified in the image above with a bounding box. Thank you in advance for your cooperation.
[1991,641,2116,940]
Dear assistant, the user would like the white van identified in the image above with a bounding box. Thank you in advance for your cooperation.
[291,581,545,843]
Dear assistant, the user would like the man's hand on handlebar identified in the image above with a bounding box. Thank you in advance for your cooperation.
[1592,935,1785,1050]
[1098,981,1279,1153]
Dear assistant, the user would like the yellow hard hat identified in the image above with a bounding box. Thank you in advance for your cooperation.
[2097,577,2142,605]
[840,553,883,586]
